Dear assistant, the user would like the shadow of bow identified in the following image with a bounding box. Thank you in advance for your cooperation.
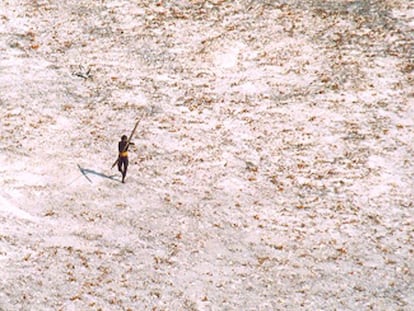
[77,164,120,183]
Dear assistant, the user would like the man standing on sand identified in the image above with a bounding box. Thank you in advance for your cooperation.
[118,135,134,183]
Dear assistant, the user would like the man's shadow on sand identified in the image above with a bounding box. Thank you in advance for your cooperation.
[77,164,120,183]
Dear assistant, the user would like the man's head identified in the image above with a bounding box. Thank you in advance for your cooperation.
[121,135,128,141]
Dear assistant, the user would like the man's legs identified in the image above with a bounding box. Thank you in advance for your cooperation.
[118,157,129,183]
[123,158,129,183]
